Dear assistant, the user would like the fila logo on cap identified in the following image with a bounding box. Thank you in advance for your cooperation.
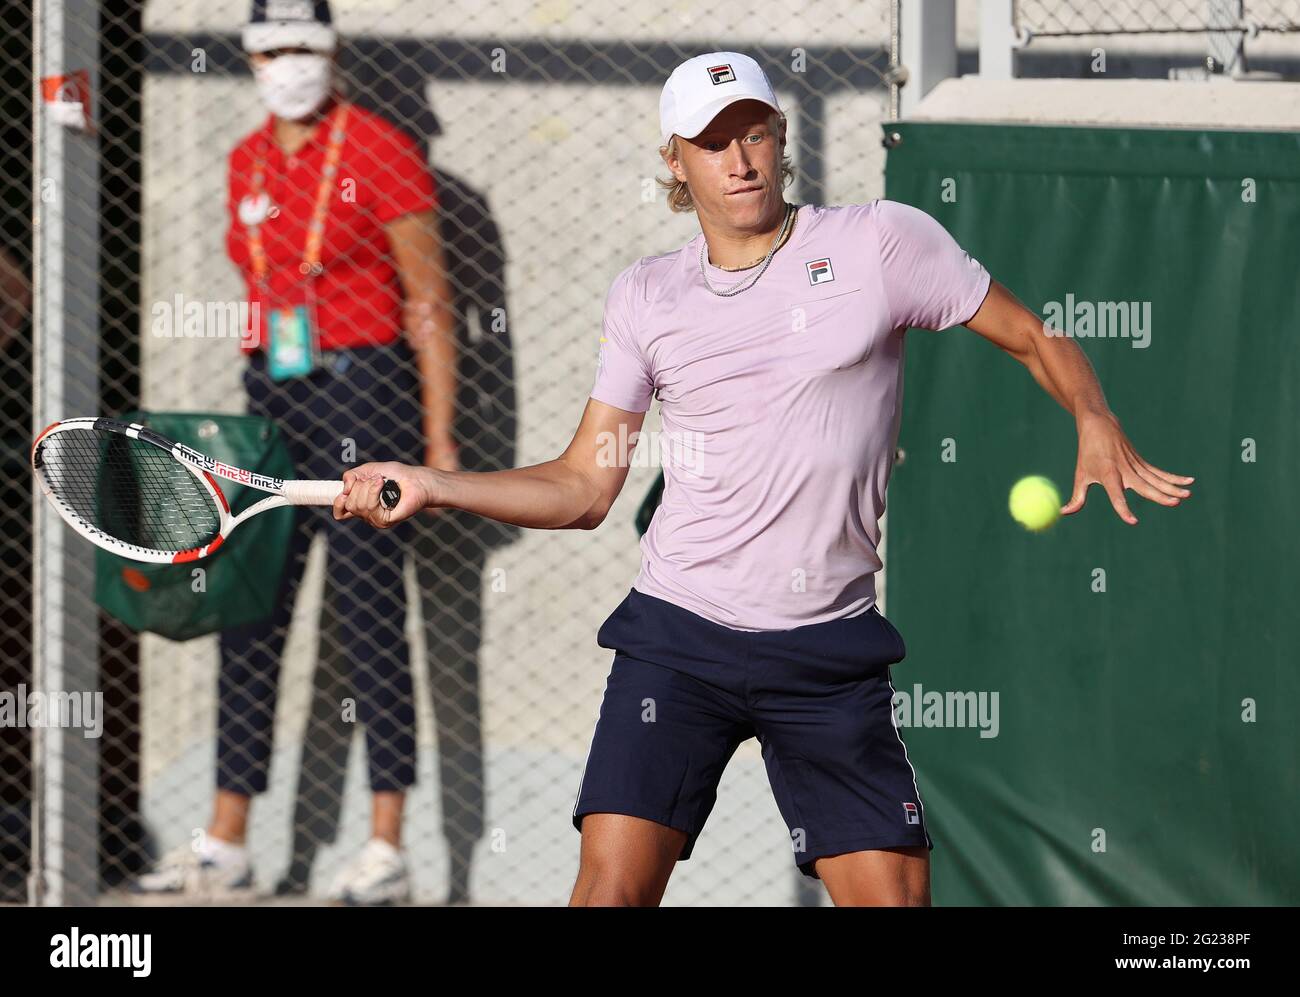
[902,802,920,825]
[806,258,835,286]
[708,63,736,85]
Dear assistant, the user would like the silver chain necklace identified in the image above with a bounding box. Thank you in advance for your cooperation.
[699,203,796,297]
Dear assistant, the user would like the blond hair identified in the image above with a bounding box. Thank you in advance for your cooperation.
[656,126,796,214]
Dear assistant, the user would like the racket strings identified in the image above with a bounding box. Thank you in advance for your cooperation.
[37,429,222,552]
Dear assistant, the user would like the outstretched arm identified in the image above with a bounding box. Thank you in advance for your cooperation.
[333,398,647,531]
[963,280,1193,524]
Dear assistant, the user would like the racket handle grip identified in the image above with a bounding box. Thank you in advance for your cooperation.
[283,479,345,506]
[282,478,400,511]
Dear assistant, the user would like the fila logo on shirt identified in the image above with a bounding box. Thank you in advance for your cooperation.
[708,64,736,85]
[806,258,835,286]
[902,802,920,825]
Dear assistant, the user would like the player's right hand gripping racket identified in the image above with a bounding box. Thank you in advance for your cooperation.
[31,417,401,564]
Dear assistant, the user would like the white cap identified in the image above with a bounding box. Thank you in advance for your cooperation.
[659,52,781,147]
[242,0,337,54]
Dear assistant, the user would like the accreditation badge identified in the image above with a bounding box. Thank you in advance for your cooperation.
[266,289,322,382]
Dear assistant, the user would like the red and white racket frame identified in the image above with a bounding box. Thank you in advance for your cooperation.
[32,417,343,564]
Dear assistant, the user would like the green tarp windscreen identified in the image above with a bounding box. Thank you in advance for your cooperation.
[883,122,1299,905]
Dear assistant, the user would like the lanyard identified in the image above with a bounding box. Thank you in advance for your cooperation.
[246,101,350,286]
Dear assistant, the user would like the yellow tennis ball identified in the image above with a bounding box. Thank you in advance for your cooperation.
[1009,475,1061,532]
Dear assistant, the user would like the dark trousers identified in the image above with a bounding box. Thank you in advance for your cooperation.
[217,344,424,795]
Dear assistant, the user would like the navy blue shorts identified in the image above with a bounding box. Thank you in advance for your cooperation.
[572,587,932,879]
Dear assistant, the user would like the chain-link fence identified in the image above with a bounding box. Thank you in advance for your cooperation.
[1015,0,1300,36]
[2,1,36,905]
[14,0,901,906]
[1001,1,1300,83]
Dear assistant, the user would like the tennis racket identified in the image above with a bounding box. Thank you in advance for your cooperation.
[31,416,401,564]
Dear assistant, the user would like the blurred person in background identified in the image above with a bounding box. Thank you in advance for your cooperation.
[286,70,520,905]
[131,0,456,905]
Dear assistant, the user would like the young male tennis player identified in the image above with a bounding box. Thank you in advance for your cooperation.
[334,52,1193,906]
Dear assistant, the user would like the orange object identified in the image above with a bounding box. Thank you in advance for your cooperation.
[121,567,151,593]
[41,70,93,132]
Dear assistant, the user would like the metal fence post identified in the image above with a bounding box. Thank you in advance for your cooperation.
[31,0,102,907]
[980,0,1017,79]
[901,0,958,118]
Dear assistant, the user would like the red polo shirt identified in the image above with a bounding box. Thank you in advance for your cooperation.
[226,100,437,352]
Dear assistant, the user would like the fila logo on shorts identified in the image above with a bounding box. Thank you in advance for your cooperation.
[902,802,920,825]
[806,258,835,286]
[708,64,736,85]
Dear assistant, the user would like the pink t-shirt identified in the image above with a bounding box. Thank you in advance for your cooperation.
[591,199,991,631]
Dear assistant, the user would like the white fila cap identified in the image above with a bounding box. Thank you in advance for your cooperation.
[659,52,781,147]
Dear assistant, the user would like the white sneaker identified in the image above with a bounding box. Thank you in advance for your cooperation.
[130,835,254,898]
[327,838,410,906]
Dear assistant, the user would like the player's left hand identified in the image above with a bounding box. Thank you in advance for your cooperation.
[1062,411,1194,525]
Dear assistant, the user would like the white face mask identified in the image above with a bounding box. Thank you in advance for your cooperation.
[254,53,332,121]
